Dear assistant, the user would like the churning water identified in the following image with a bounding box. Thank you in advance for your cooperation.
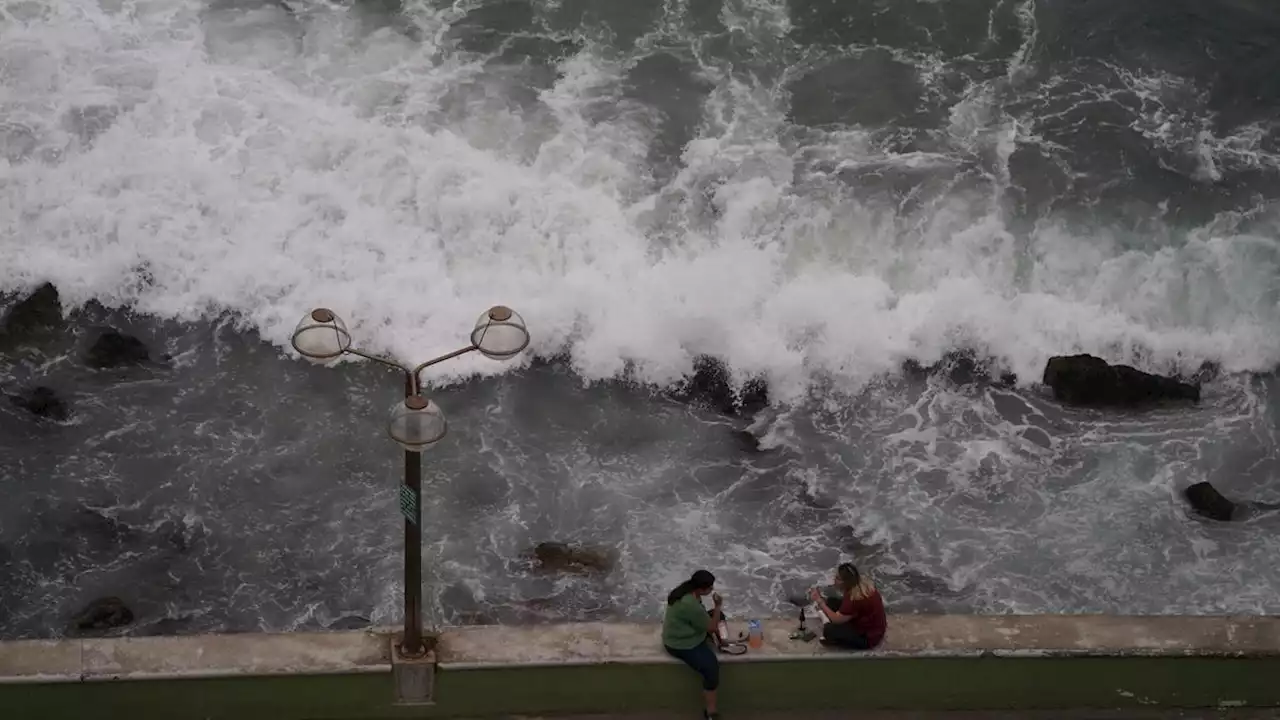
[1,0,1279,638]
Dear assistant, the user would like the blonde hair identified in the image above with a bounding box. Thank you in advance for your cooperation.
[838,562,877,600]
[848,576,877,601]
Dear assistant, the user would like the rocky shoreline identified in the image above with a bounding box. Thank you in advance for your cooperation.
[3,282,1277,638]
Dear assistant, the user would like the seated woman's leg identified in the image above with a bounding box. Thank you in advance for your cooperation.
[821,620,871,649]
[664,642,720,715]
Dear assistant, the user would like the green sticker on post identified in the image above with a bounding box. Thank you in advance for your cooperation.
[399,485,418,524]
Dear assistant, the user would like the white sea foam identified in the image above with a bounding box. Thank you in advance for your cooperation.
[2,0,1279,405]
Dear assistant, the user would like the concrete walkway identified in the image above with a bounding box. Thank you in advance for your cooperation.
[5,616,1280,718]
[6,615,1280,681]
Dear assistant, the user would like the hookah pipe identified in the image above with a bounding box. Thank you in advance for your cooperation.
[785,592,818,642]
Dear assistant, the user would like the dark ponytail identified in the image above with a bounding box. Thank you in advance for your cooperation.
[667,569,716,605]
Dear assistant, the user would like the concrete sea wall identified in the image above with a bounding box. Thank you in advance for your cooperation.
[2,615,1279,719]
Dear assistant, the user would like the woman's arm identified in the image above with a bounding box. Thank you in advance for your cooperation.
[810,588,853,624]
[818,603,852,624]
[705,593,723,631]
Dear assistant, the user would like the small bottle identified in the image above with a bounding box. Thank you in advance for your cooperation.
[747,619,763,648]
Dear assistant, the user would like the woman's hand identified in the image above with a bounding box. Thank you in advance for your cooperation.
[808,587,823,604]
[712,592,723,608]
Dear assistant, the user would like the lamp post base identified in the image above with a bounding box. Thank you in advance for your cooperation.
[391,636,437,706]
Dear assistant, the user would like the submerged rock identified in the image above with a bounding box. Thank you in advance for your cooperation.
[156,518,208,552]
[1184,481,1236,522]
[524,541,616,575]
[730,429,766,453]
[1042,354,1199,407]
[85,330,150,368]
[1183,481,1280,522]
[670,356,769,416]
[7,385,70,421]
[326,615,372,631]
[71,596,134,633]
[438,582,493,625]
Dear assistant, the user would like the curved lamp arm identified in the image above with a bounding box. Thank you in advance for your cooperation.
[290,306,528,395]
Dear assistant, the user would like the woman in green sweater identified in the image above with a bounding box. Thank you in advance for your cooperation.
[662,569,722,720]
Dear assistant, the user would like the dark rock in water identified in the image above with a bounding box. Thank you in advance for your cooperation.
[85,330,150,368]
[326,615,371,630]
[1184,481,1236,522]
[903,351,1018,388]
[1042,354,1200,407]
[156,518,207,552]
[1,282,62,342]
[69,507,140,548]
[7,385,70,421]
[1191,361,1221,386]
[72,596,134,632]
[524,541,616,575]
[1184,481,1280,522]
[730,429,766,453]
[936,352,990,386]
[945,355,980,386]
[671,356,769,416]
[438,581,494,624]
[439,581,480,613]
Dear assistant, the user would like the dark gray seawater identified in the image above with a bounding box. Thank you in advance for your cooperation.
[1,0,1279,639]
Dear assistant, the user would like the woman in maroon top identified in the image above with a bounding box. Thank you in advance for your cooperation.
[808,562,887,649]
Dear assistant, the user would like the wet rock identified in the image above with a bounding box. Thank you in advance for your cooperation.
[0,282,62,343]
[730,429,767,453]
[85,330,150,368]
[438,582,495,624]
[69,507,140,548]
[156,518,207,552]
[326,615,371,630]
[439,581,481,612]
[1043,354,1200,407]
[1184,481,1280,522]
[71,596,134,632]
[1191,361,1221,386]
[7,385,70,421]
[903,351,1018,387]
[670,356,769,416]
[1184,481,1236,522]
[524,541,616,575]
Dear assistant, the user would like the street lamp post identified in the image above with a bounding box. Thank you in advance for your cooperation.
[290,305,529,659]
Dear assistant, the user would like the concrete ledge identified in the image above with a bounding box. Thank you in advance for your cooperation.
[435,615,1280,668]
[2,615,1280,718]
[0,630,390,683]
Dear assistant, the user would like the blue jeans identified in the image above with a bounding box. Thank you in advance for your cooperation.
[665,641,720,690]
